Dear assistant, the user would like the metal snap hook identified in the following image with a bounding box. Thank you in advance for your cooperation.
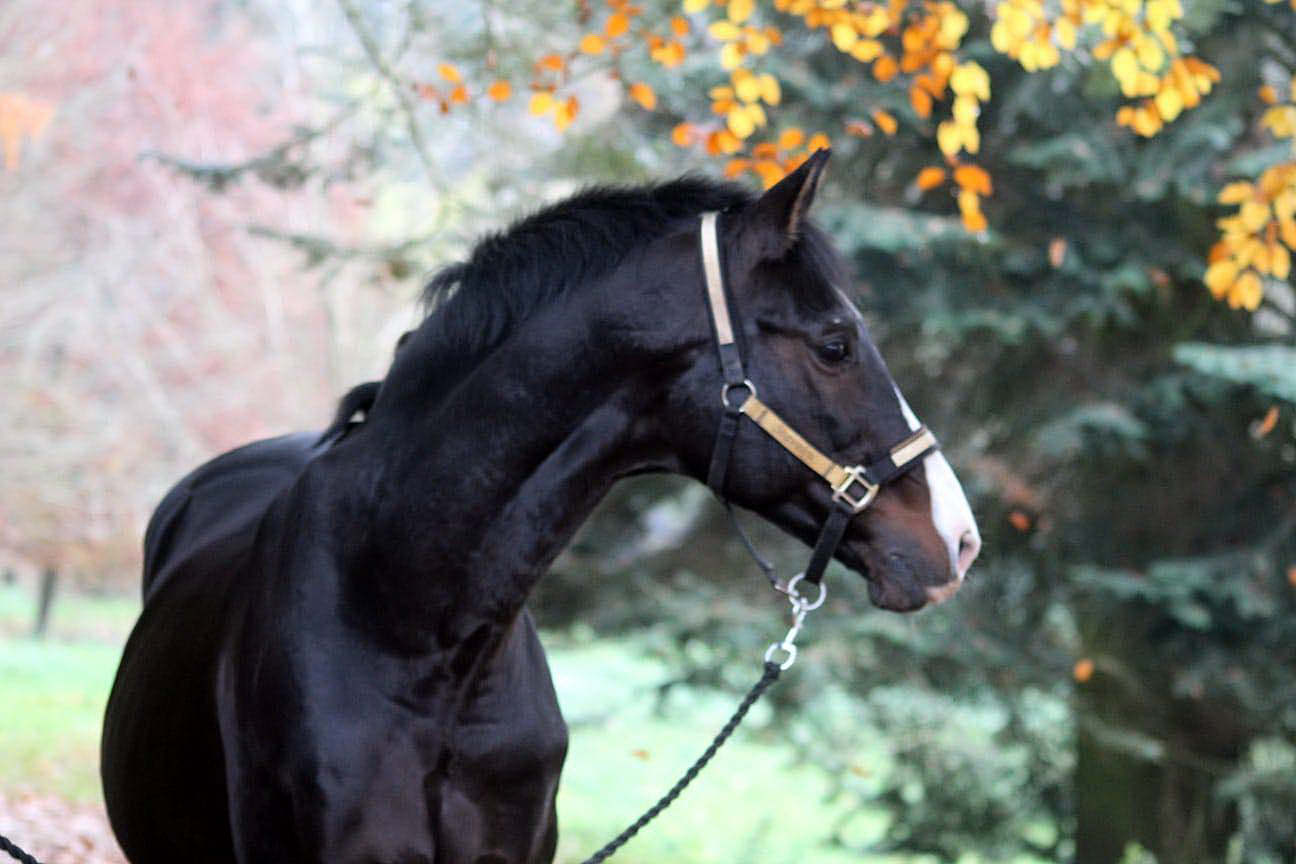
[721,379,756,411]
[785,571,826,611]
[764,640,797,670]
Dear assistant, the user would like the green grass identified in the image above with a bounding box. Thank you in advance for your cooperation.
[0,583,938,863]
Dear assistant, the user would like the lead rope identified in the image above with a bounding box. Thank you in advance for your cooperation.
[579,577,822,864]
[0,833,42,864]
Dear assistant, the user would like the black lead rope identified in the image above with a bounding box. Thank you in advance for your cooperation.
[578,661,783,864]
[0,667,791,864]
[0,833,42,864]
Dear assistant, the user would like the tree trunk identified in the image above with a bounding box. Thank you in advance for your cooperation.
[32,566,57,638]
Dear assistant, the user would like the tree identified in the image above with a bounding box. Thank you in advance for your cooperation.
[7,0,1294,860]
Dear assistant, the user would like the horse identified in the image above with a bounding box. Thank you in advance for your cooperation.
[101,150,981,864]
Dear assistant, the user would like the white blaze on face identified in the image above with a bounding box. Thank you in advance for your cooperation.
[893,386,982,583]
[828,287,981,584]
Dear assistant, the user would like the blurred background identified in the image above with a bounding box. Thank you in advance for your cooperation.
[1,1,1294,862]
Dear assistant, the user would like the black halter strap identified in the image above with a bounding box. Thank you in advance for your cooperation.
[697,212,938,587]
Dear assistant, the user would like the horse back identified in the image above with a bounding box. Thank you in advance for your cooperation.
[142,431,330,601]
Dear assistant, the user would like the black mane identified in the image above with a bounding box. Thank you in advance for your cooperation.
[371,177,753,408]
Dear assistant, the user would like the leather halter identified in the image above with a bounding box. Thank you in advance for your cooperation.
[698,211,939,587]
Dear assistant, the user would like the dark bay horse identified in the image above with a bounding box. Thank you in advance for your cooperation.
[101,151,980,863]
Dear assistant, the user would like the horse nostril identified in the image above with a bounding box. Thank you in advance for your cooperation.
[956,530,981,578]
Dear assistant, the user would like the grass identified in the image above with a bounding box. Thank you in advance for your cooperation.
[0,582,935,863]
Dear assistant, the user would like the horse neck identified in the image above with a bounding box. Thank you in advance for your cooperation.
[339,293,670,651]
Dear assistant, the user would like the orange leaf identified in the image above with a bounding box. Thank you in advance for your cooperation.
[1288,565,1296,587]
[724,157,751,178]
[873,54,898,83]
[606,12,630,38]
[671,15,690,36]
[1049,237,1068,268]
[778,127,804,150]
[449,85,468,104]
[953,163,992,196]
[488,80,512,102]
[871,108,897,135]
[629,82,657,110]
[538,54,565,71]
[915,166,946,190]
[805,132,831,152]
[671,122,695,148]
[1008,510,1031,532]
[1259,84,1279,105]
[910,86,933,118]
[554,95,579,131]
[580,33,607,54]
[1253,406,1280,439]
[845,119,873,137]
[1073,658,1095,683]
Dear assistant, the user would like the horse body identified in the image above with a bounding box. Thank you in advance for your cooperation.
[103,154,981,863]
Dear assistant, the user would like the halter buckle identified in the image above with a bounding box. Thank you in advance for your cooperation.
[831,465,879,513]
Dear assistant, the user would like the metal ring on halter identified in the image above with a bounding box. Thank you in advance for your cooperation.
[721,379,756,411]
[763,640,797,670]
[784,571,826,611]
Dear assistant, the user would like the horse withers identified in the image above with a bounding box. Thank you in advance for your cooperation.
[101,151,980,864]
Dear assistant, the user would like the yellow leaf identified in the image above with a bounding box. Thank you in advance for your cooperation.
[1240,199,1272,233]
[438,63,461,84]
[529,90,555,116]
[872,108,897,135]
[580,33,607,54]
[758,74,781,105]
[1272,243,1291,280]
[709,21,741,41]
[937,121,962,158]
[488,80,511,102]
[961,204,987,233]
[806,132,832,152]
[629,82,657,110]
[728,0,754,24]
[1203,259,1238,298]
[683,0,709,11]
[720,42,744,69]
[915,166,946,190]
[1229,270,1263,310]
[734,70,761,103]
[1281,218,1296,250]
[1155,84,1183,122]
[554,96,579,132]
[727,106,756,138]
[1217,182,1254,205]
[831,23,857,51]
[949,62,990,100]
[851,39,884,63]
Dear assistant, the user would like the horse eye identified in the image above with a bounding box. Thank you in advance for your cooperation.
[815,338,851,364]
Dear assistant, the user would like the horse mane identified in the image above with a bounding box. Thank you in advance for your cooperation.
[369,176,754,410]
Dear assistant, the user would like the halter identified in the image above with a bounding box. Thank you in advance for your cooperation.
[699,211,938,595]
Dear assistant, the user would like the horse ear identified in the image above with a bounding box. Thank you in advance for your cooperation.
[739,148,831,262]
